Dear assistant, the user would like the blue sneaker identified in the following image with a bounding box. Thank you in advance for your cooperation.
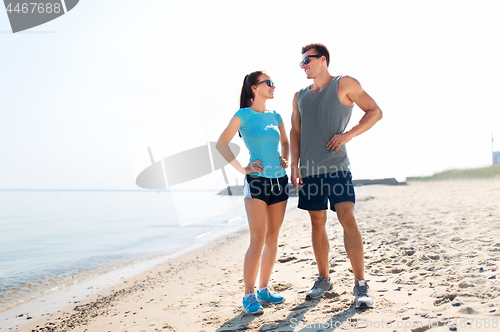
[256,288,285,304]
[242,293,263,314]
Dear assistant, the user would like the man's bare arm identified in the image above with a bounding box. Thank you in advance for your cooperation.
[327,76,383,152]
[290,92,303,188]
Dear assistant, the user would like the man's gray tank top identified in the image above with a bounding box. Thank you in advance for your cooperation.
[297,75,353,177]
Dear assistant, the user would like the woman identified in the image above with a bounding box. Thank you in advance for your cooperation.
[216,71,289,315]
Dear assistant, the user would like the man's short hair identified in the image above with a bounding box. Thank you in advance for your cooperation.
[301,43,330,67]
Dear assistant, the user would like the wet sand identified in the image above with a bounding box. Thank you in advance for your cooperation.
[16,179,500,331]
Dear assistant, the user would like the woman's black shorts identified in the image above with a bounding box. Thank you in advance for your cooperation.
[243,174,289,205]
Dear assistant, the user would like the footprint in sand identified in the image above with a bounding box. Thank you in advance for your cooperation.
[433,293,457,306]
[271,282,294,292]
[278,256,297,263]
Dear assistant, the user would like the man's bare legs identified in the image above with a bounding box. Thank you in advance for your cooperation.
[334,201,365,281]
[309,202,365,281]
[309,210,330,279]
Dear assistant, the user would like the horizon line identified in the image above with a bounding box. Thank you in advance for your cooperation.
[0,188,223,192]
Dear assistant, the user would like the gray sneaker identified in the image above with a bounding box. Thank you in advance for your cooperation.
[354,280,374,308]
[306,276,334,300]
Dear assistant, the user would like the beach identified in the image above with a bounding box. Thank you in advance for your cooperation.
[13,179,500,331]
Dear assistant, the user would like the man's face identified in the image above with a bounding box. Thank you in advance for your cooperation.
[300,49,324,79]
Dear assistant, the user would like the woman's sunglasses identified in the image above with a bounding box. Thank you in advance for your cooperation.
[299,54,323,68]
[254,80,275,87]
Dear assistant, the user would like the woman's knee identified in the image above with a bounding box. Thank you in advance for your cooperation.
[264,232,279,247]
[249,235,265,249]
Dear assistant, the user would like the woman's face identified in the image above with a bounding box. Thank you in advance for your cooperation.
[252,74,275,100]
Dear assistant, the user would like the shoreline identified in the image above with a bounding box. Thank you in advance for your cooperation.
[0,223,248,331]
[8,180,500,331]
[14,226,253,332]
[1,198,297,331]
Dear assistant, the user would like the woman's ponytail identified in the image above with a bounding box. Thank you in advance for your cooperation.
[240,71,264,109]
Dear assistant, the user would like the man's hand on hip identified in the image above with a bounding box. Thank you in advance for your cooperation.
[327,132,354,152]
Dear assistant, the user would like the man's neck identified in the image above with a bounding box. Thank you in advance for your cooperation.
[311,71,335,92]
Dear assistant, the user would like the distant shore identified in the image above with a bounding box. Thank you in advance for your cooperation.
[408,164,500,181]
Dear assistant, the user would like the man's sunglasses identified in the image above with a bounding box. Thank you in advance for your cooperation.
[299,55,323,68]
[254,79,275,87]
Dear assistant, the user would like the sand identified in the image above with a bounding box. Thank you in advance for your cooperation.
[15,179,500,331]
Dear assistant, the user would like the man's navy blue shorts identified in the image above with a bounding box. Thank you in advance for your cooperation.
[243,174,289,205]
[298,171,355,211]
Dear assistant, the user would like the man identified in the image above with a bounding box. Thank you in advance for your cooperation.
[290,43,382,308]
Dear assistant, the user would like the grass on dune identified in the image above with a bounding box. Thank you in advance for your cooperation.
[408,165,500,181]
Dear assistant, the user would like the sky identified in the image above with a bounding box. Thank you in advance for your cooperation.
[1,0,499,189]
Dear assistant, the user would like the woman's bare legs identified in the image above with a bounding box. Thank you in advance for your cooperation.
[243,198,287,294]
[259,200,287,288]
[243,198,267,294]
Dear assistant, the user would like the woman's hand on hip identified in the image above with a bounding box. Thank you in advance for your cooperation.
[244,160,264,174]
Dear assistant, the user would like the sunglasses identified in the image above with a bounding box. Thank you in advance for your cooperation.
[299,54,323,68]
[254,79,275,87]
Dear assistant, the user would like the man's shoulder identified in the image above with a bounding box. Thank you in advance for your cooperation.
[295,86,310,99]
[301,84,311,91]
[338,75,360,88]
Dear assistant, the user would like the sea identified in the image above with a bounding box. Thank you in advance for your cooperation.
[0,189,297,328]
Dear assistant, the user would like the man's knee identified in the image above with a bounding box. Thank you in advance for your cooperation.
[309,210,327,226]
[335,202,357,226]
[335,202,354,220]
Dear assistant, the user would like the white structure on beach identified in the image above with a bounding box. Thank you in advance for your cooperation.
[493,132,500,165]
[493,151,500,165]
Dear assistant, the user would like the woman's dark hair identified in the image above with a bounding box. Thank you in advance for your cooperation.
[238,71,264,137]
[240,71,265,108]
